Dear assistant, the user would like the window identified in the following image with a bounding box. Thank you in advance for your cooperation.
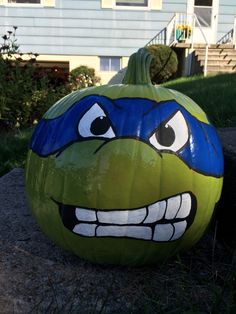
[101,0,162,10]
[194,0,213,27]
[3,0,55,6]
[8,0,40,3]
[116,0,148,7]
[194,0,212,6]
[100,57,121,72]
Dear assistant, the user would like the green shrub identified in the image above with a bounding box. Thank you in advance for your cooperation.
[0,28,101,130]
[146,44,178,84]
[0,27,71,129]
[69,65,100,90]
[0,56,71,128]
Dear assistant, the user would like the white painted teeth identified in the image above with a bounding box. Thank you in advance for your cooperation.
[75,208,96,222]
[97,208,146,225]
[73,223,97,237]
[172,221,187,240]
[96,226,152,240]
[165,195,181,220]
[71,192,193,242]
[143,200,166,224]
[176,193,192,219]
[153,224,174,242]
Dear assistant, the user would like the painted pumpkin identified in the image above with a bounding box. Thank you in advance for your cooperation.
[25,48,223,265]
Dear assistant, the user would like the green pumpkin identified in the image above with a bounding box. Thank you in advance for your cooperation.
[25,48,223,265]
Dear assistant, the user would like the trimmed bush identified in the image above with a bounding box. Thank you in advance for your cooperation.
[146,44,178,84]
[69,65,100,90]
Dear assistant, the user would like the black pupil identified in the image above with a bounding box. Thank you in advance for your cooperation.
[155,124,175,147]
[90,116,110,136]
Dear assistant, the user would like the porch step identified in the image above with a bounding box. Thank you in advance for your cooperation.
[207,66,236,72]
[198,61,236,68]
[200,60,236,67]
[193,46,236,75]
[194,49,236,55]
[196,53,236,59]
[175,43,235,49]
[196,51,236,58]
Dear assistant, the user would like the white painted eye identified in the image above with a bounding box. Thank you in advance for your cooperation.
[149,111,189,152]
[78,103,115,138]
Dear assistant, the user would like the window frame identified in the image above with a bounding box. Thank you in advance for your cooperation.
[8,0,41,3]
[7,0,42,5]
[0,0,55,7]
[193,0,213,28]
[116,0,148,8]
[115,0,150,10]
[101,0,162,11]
[100,56,121,72]
[194,0,212,6]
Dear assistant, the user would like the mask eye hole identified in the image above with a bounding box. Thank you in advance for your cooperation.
[78,103,115,139]
[149,111,189,152]
[155,124,176,147]
[90,116,110,136]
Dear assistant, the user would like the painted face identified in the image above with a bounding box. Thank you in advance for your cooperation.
[26,93,223,265]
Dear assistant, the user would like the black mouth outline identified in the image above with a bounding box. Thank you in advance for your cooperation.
[54,192,197,242]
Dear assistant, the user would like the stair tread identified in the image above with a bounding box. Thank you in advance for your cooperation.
[195,50,236,53]
[196,54,236,58]
[208,65,236,68]
[199,62,236,67]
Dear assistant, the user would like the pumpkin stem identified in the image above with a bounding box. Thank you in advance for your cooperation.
[122,48,153,85]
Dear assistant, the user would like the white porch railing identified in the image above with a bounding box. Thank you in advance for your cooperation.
[216,16,236,47]
[146,13,209,76]
[146,13,176,46]
[234,16,236,46]
[217,29,233,45]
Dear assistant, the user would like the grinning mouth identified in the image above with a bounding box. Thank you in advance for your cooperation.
[57,192,196,242]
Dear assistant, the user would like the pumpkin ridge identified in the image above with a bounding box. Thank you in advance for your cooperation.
[122,48,153,85]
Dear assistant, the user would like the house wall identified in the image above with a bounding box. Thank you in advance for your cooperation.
[218,0,236,41]
[0,0,187,83]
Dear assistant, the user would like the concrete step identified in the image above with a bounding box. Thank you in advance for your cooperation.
[194,44,234,49]
[198,57,236,64]
[196,54,236,60]
[175,43,235,49]
[198,59,236,67]
[194,47,236,74]
[207,66,236,73]
[209,44,235,49]
[195,49,236,56]
[207,71,236,75]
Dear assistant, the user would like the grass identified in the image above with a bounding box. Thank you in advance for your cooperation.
[163,73,236,127]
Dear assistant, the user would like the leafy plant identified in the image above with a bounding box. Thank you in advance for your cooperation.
[0,25,19,55]
[146,44,178,84]
[69,65,100,90]
[0,28,101,129]
[0,27,70,129]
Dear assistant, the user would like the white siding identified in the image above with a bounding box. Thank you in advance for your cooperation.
[0,0,187,56]
[218,0,236,41]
